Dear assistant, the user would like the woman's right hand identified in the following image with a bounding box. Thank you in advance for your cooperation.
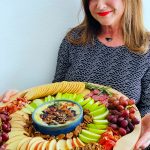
[0,90,18,103]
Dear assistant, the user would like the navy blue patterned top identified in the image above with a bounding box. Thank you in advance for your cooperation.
[53,31,150,116]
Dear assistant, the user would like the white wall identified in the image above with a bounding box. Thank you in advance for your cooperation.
[0,0,83,93]
[0,0,150,94]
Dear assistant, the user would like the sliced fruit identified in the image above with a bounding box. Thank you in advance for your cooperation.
[81,89,90,97]
[66,139,73,149]
[61,93,69,99]
[87,123,108,130]
[79,98,92,106]
[67,93,75,100]
[15,110,29,120]
[79,134,97,143]
[89,106,106,116]
[83,99,94,110]
[55,93,62,99]
[93,119,109,125]
[10,123,24,129]
[37,140,48,150]
[25,104,35,112]
[93,109,109,120]
[8,130,29,138]
[11,128,26,132]
[88,128,106,134]
[95,124,108,129]
[21,107,32,114]
[56,139,68,150]
[10,120,26,126]
[17,137,32,150]
[47,139,57,150]
[37,142,44,150]
[81,129,100,140]
[88,101,101,112]
[75,94,84,103]
[26,137,44,150]
[76,137,85,147]
[72,138,79,148]
[29,139,45,150]
[10,116,26,122]
[30,99,44,108]
[6,135,27,144]
[6,139,23,150]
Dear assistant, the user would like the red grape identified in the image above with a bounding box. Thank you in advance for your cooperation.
[2,124,8,132]
[109,124,118,130]
[126,127,131,134]
[121,110,129,118]
[119,98,128,107]
[0,136,2,143]
[117,105,124,111]
[117,117,124,124]
[128,99,135,105]
[119,128,127,136]
[129,107,136,114]
[0,114,7,122]
[107,115,115,122]
[128,121,134,131]
[132,117,140,125]
[129,113,135,120]
[120,120,128,128]
[111,116,118,124]
[1,132,9,142]
[113,100,119,107]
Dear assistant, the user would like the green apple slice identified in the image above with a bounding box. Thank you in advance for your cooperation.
[81,129,100,140]
[79,98,92,106]
[93,109,109,120]
[55,93,62,99]
[22,104,34,114]
[83,99,94,110]
[21,107,32,114]
[95,124,108,129]
[88,101,101,112]
[75,94,84,103]
[88,128,106,134]
[45,95,54,102]
[30,99,44,108]
[89,106,106,117]
[61,93,70,99]
[26,104,34,112]
[93,119,109,125]
[79,134,97,143]
[90,104,105,112]
[87,124,108,130]
[67,94,73,100]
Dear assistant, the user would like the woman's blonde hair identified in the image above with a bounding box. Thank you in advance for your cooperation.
[67,0,150,53]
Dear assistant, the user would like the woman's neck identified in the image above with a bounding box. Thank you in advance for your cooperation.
[98,25,124,47]
[101,25,123,39]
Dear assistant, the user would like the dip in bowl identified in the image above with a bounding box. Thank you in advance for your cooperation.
[32,100,83,135]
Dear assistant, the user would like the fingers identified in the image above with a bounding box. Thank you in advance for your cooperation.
[0,90,18,103]
[134,132,150,150]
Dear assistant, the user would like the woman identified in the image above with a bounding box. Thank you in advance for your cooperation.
[1,0,150,149]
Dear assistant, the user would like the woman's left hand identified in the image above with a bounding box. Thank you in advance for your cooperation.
[134,113,150,150]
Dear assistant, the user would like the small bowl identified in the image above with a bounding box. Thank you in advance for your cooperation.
[32,99,83,136]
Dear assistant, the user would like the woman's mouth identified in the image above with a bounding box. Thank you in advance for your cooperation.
[97,10,113,16]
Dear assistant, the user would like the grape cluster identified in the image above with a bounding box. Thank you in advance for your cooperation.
[107,96,140,136]
[0,111,11,150]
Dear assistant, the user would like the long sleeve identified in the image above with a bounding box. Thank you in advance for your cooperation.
[53,38,71,82]
[137,67,150,116]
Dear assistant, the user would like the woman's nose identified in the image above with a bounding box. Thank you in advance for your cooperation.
[96,0,107,10]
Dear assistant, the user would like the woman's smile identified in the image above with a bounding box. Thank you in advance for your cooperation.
[97,10,113,17]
